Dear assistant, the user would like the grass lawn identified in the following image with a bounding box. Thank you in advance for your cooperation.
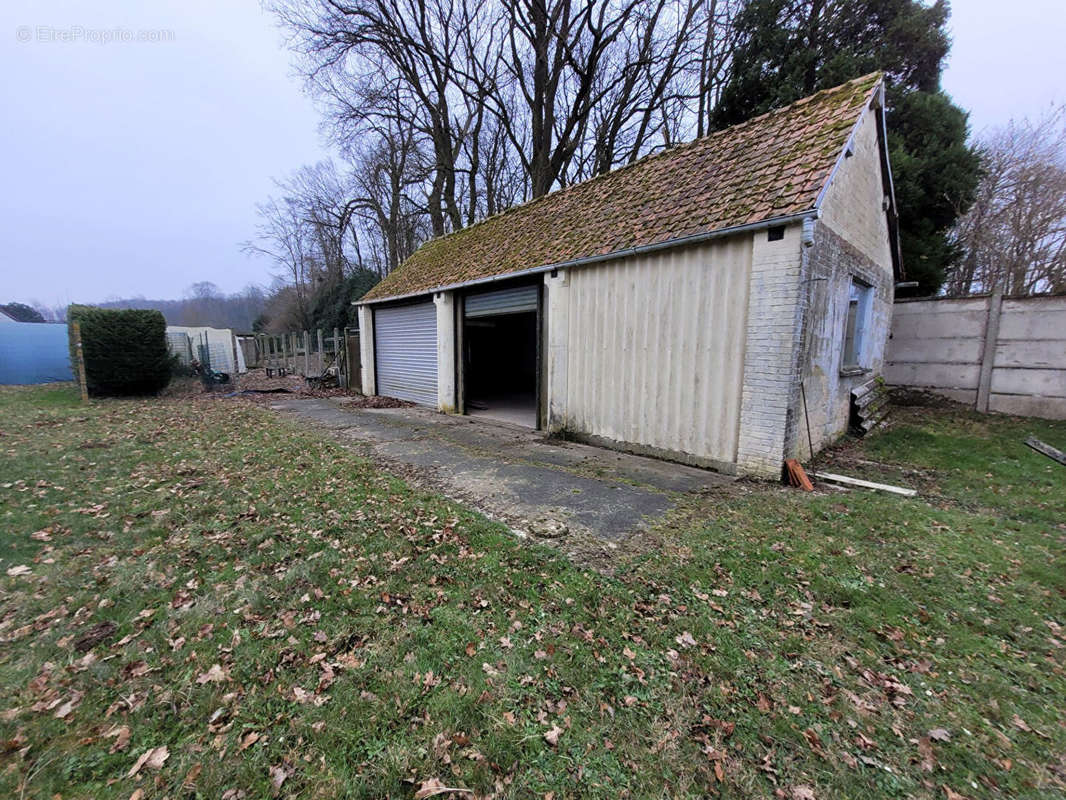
[1,385,1064,799]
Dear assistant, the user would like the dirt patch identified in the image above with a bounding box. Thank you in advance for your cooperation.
[888,387,968,409]
[158,376,204,398]
[333,395,413,409]
[164,369,362,401]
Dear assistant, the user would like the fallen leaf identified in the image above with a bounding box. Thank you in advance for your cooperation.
[791,785,815,800]
[6,565,31,577]
[129,790,144,800]
[675,631,697,648]
[543,724,564,747]
[196,664,228,684]
[269,763,290,791]
[127,745,169,778]
[929,728,951,742]
[105,724,131,753]
[943,787,970,800]
[414,777,474,798]
[1010,714,1031,732]
[238,731,261,752]
[918,737,936,772]
[53,690,84,719]
[183,763,202,788]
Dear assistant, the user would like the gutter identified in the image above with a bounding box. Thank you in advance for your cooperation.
[354,209,818,306]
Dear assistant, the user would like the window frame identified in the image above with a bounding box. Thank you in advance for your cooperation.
[840,277,873,374]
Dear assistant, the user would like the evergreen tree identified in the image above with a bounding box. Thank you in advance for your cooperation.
[1,302,46,323]
[714,0,980,293]
[309,269,381,332]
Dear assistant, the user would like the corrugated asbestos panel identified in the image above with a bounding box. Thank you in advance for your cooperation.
[465,285,538,318]
[375,301,438,406]
[565,237,752,464]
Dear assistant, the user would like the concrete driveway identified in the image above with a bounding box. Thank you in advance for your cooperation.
[266,397,733,561]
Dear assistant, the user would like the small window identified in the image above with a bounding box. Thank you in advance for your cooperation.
[842,279,872,370]
[767,225,785,241]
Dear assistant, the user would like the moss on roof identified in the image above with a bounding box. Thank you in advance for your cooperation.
[363,73,882,302]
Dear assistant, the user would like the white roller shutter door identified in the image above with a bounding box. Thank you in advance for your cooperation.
[374,301,438,406]
[464,285,538,318]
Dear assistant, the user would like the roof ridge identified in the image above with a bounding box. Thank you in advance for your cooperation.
[414,72,883,252]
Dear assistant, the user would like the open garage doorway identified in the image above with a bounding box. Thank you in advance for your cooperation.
[462,285,539,428]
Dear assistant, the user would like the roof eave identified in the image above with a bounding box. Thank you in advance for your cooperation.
[354,209,819,306]
[813,78,903,280]
[873,88,904,281]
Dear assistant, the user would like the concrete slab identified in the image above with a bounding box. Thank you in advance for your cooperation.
[266,397,733,549]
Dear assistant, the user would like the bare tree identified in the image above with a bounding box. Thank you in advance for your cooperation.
[345,108,432,275]
[270,0,740,220]
[270,0,483,236]
[286,161,361,284]
[948,106,1066,297]
[694,0,743,137]
[243,193,317,329]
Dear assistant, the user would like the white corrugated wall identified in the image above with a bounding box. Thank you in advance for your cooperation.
[562,237,753,465]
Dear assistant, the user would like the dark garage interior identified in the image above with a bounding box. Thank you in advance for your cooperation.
[463,311,538,427]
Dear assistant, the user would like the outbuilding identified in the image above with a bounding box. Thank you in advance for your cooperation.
[355,73,901,477]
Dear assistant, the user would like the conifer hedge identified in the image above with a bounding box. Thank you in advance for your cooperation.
[68,305,173,396]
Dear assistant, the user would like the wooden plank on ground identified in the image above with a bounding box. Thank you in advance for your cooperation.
[1025,437,1066,467]
[811,471,917,497]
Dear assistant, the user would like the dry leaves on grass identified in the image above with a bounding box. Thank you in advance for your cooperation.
[543,724,564,747]
[414,777,474,798]
[269,763,293,791]
[53,690,84,719]
[196,663,229,684]
[127,745,169,777]
[105,724,131,753]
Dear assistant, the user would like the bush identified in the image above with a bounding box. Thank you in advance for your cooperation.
[67,305,173,396]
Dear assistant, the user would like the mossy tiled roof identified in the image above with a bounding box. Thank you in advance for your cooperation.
[363,73,881,302]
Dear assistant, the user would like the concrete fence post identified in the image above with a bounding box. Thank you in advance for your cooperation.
[975,284,1004,413]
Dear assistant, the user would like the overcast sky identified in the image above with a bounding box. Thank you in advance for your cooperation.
[1,0,1063,308]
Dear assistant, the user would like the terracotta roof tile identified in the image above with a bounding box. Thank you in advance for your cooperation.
[363,73,881,302]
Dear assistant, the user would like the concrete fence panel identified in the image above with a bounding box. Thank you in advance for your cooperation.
[885,294,1066,420]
